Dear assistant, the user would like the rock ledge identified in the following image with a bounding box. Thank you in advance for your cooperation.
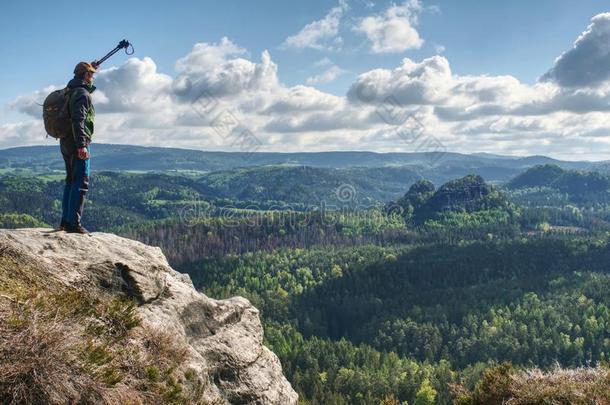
[0,228,298,405]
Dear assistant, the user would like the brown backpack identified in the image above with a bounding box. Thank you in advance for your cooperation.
[42,87,73,139]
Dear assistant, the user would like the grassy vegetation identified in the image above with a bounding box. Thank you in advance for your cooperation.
[452,362,610,404]
[0,251,206,405]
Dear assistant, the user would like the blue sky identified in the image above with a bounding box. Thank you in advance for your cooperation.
[1,0,606,96]
[2,0,610,159]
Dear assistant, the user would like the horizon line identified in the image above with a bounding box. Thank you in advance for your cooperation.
[0,142,606,163]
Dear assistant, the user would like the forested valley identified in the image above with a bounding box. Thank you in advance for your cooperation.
[2,152,610,404]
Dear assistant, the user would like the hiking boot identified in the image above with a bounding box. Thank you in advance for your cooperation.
[66,224,90,234]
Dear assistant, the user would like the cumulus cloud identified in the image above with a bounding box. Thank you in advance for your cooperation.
[306,65,347,84]
[542,13,610,88]
[0,121,48,148]
[261,86,344,114]
[175,37,246,70]
[93,57,173,113]
[280,1,348,51]
[264,109,372,133]
[347,52,610,121]
[354,0,424,53]
[6,16,610,160]
[347,56,451,104]
[173,38,279,100]
[262,90,377,133]
[9,85,61,117]
[313,57,333,68]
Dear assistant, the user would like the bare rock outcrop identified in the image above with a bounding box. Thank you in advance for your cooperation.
[0,228,298,405]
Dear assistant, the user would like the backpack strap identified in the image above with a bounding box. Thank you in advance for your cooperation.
[60,87,74,119]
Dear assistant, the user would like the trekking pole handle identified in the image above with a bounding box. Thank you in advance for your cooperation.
[92,39,134,68]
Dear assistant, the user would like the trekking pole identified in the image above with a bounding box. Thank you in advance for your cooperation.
[91,39,134,68]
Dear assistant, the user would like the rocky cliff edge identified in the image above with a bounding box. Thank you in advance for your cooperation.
[0,228,297,405]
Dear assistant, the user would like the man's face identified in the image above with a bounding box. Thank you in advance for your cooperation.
[84,70,95,84]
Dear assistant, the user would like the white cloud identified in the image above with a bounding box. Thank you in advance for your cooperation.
[0,121,49,148]
[307,65,348,84]
[542,13,610,88]
[280,1,348,51]
[173,38,279,100]
[9,85,61,117]
[175,37,247,71]
[354,0,424,54]
[261,85,344,114]
[347,56,452,104]
[93,57,174,113]
[313,57,333,68]
[264,109,372,133]
[6,18,610,160]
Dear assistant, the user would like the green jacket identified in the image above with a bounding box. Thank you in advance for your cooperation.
[67,77,96,148]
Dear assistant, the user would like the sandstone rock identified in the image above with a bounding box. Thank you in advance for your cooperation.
[0,228,298,405]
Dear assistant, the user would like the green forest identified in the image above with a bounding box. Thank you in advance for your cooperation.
[1,158,610,404]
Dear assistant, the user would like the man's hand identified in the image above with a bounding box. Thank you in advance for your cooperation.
[77,147,90,160]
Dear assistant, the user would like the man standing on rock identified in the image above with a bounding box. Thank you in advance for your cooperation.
[59,62,96,234]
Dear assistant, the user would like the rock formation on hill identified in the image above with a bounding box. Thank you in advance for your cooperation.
[0,228,297,405]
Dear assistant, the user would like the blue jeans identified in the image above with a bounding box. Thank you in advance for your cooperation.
[61,142,90,226]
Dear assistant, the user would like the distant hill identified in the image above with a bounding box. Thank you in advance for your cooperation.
[507,164,566,189]
[199,165,422,205]
[418,175,509,216]
[593,162,610,174]
[0,144,597,185]
[391,175,514,226]
[507,164,610,203]
[0,167,421,231]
